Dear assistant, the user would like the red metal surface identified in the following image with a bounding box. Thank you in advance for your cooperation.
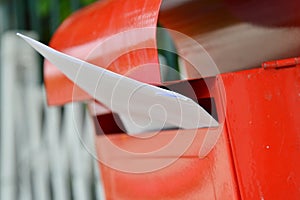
[45,0,300,105]
[43,0,300,199]
[44,0,162,105]
[96,128,238,200]
[159,0,300,79]
[224,0,300,27]
[94,77,239,199]
[221,65,300,199]
[93,61,300,199]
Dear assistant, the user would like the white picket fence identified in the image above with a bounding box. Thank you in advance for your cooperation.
[0,31,105,200]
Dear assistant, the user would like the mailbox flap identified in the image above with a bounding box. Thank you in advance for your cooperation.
[44,0,162,105]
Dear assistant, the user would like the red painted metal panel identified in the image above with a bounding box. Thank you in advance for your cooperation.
[44,0,162,105]
[224,0,300,27]
[95,125,239,199]
[221,66,300,199]
[96,127,238,200]
[93,77,239,199]
[42,0,300,198]
[92,60,300,199]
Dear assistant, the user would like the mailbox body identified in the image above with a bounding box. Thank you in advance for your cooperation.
[42,0,300,199]
[92,65,300,199]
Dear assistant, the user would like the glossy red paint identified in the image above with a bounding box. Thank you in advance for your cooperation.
[45,0,300,106]
[92,61,300,199]
[44,0,162,105]
[43,0,300,199]
[222,65,300,199]
[96,128,239,200]
[93,77,239,199]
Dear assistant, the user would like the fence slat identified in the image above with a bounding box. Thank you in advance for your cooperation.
[44,104,70,200]
[1,31,105,200]
[0,32,19,200]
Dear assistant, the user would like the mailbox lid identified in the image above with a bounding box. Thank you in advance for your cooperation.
[221,65,300,199]
[44,0,162,105]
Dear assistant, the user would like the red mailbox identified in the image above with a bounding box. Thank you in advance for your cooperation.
[43,0,300,199]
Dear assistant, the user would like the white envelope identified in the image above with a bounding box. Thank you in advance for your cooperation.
[17,33,218,135]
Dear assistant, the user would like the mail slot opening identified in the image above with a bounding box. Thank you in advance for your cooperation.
[92,78,218,135]
[93,112,126,135]
[197,97,218,122]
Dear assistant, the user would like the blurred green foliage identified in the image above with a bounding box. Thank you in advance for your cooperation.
[0,0,96,42]
[38,0,95,22]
